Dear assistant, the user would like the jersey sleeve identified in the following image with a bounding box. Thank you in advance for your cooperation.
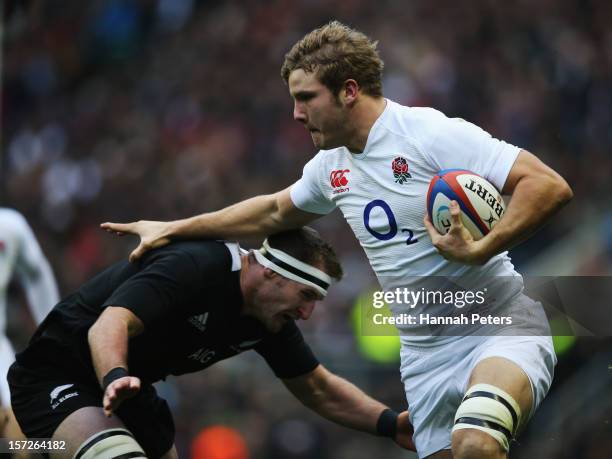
[255,322,319,379]
[13,211,60,324]
[423,113,521,192]
[290,154,336,215]
[101,250,201,329]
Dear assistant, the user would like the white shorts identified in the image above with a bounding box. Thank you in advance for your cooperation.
[0,334,15,408]
[400,334,556,458]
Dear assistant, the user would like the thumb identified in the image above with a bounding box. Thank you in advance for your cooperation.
[129,244,148,263]
[423,213,441,241]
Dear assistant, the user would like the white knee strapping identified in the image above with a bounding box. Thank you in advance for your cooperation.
[452,383,522,452]
[73,428,147,459]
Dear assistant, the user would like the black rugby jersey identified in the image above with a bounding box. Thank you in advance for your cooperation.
[16,241,319,384]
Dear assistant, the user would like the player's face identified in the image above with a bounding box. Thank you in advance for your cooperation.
[288,69,350,150]
[252,272,323,333]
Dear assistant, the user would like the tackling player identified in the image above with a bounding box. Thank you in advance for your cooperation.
[8,228,415,458]
[102,22,572,458]
[0,208,59,451]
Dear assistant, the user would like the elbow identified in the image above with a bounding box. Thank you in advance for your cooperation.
[271,192,289,225]
[555,177,573,207]
[288,365,329,409]
[537,172,573,209]
[87,321,100,347]
[87,312,115,346]
[561,182,574,204]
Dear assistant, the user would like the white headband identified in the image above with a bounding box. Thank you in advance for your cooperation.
[252,239,332,297]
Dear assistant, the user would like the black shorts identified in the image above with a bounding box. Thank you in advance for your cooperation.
[8,361,175,459]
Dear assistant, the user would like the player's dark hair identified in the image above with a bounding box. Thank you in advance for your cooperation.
[281,20,384,98]
[267,227,343,281]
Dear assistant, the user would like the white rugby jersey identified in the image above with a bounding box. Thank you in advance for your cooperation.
[0,208,59,335]
[291,99,531,345]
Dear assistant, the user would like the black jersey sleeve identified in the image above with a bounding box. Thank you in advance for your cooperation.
[101,248,201,329]
[255,322,320,379]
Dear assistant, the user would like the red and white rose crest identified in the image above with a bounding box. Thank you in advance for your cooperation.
[392,156,412,184]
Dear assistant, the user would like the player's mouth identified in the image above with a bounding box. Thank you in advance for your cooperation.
[281,312,298,322]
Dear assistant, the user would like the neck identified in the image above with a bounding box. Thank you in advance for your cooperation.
[238,254,252,315]
[345,96,387,153]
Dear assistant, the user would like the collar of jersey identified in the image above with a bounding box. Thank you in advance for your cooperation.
[224,242,242,271]
[222,242,246,315]
[349,97,393,160]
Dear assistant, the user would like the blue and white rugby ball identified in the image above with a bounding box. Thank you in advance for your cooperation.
[427,169,506,240]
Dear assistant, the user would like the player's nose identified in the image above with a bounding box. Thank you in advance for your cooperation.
[297,301,315,320]
[293,102,307,123]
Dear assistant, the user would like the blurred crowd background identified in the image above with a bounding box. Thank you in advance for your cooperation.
[2,0,611,458]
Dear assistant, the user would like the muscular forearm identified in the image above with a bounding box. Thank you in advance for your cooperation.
[88,308,136,387]
[168,194,286,240]
[101,186,319,262]
[477,173,573,261]
[293,369,387,434]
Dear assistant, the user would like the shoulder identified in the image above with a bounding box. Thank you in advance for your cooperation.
[144,240,233,272]
[300,148,348,183]
[261,320,304,345]
[300,151,321,175]
[166,239,230,256]
[382,100,448,139]
[312,147,353,171]
[0,208,30,232]
[383,101,485,154]
[0,208,35,249]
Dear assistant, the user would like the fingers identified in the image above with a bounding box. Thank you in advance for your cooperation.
[397,411,414,434]
[128,377,141,391]
[395,411,417,451]
[100,222,136,235]
[422,214,440,242]
[102,221,172,262]
[424,215,449,259]
[103,386,116,417]
[449,201,462,227]
[103,380,122,417]
[102,377,141,417]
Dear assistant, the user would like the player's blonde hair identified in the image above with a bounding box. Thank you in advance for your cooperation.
[281,21,384,98]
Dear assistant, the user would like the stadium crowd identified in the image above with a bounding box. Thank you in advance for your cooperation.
[2,1,611,457]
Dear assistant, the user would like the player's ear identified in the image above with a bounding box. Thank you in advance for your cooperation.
[341,79,359,106]
[263,267,278,279]
[247,252,258,264]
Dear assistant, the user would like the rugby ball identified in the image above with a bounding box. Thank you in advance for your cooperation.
[427,169,505,240]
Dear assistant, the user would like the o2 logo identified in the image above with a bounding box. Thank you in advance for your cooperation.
[363,199,418,245]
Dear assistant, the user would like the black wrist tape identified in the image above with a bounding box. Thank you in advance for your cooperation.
[102,367,129,391]
[376,408,398,438]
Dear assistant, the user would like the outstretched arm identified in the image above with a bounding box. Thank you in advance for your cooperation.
[101,186,320,261]
[88,306,144,416]
[282,365,415,451]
